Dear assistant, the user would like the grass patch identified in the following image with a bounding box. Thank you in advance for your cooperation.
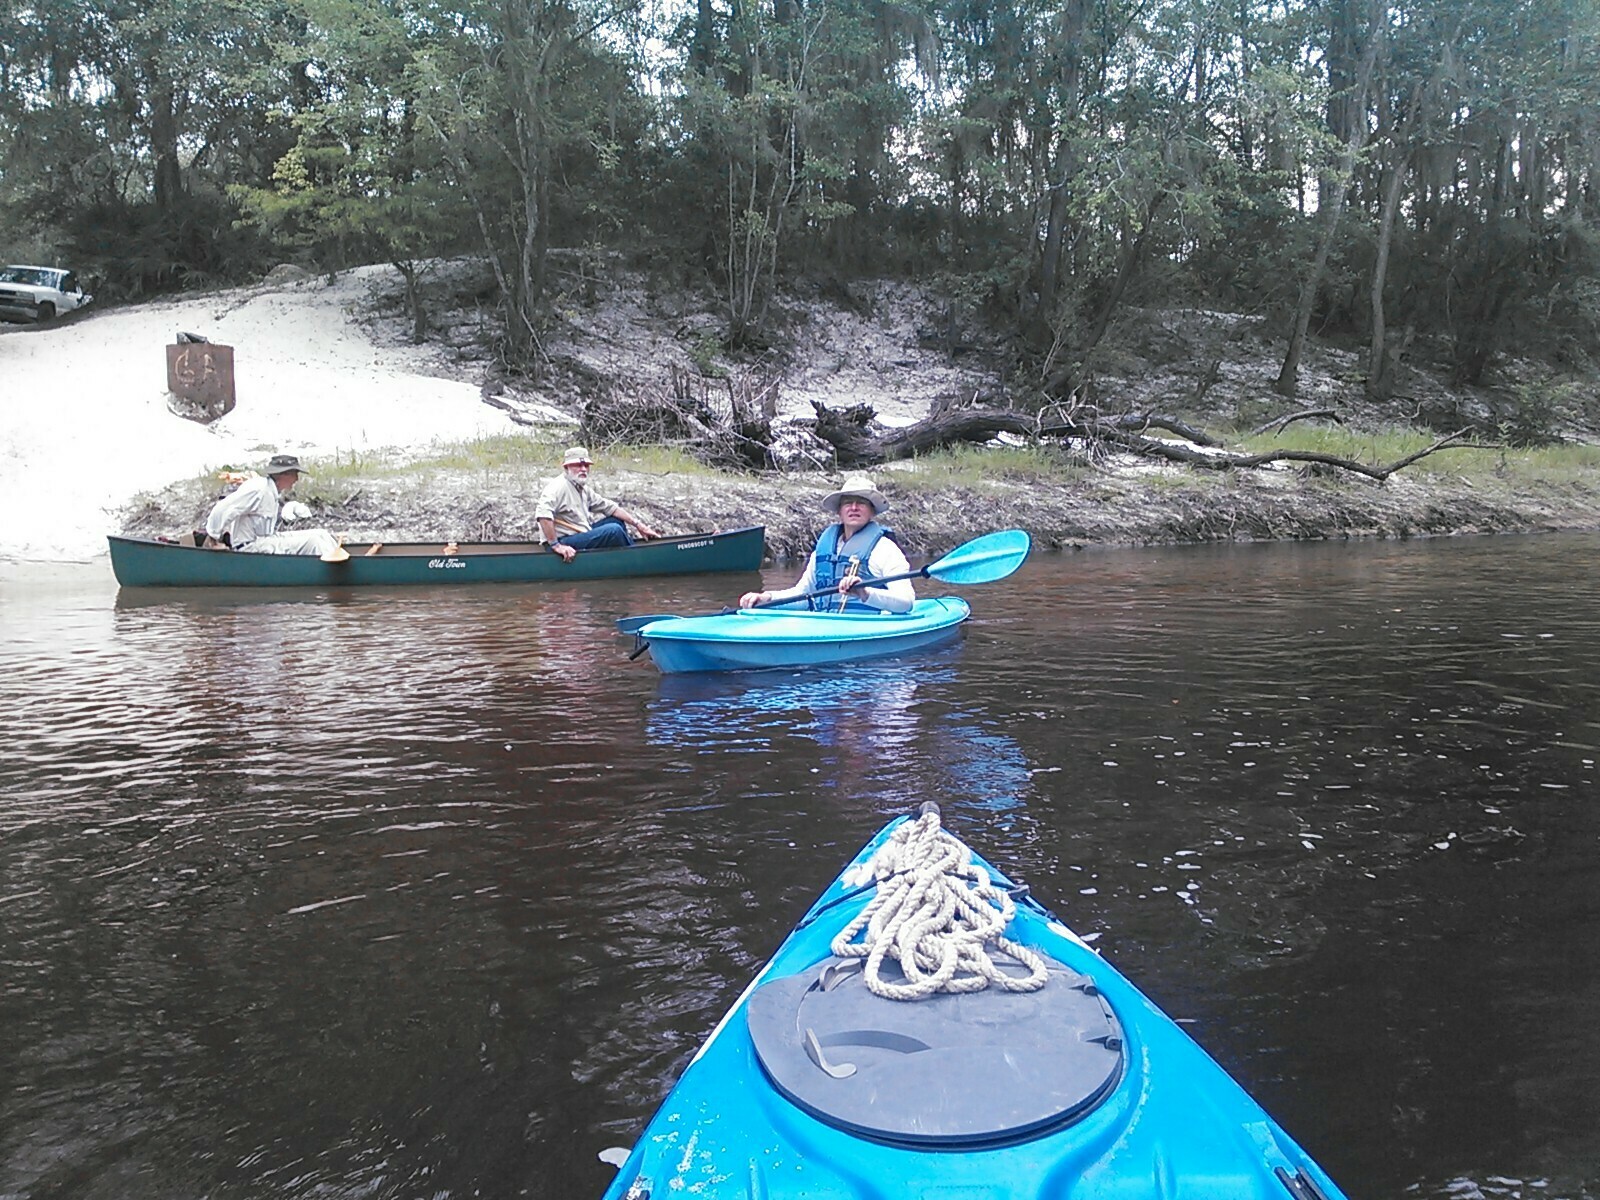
[1490,439,1600,485]
[598,445,720,477]
[1235,425,1600,484]
[194,436,718,500]
[1236,426,1451,464]
[1237,426,1501,479]
[887,445,1091,489]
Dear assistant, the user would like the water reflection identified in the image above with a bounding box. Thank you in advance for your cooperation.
[645,651,1034,819]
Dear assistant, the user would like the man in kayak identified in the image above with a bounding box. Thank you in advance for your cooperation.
[738,473,914,612]
[537,446,661,562]
[203,454,348,561]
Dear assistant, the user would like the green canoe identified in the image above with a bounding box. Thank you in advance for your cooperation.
[106,525,766,588]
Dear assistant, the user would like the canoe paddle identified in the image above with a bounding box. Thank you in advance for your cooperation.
[615,529,1031,635]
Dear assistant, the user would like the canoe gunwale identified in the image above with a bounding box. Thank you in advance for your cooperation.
[106,525,766,587]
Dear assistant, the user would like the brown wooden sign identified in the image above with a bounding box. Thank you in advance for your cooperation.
[166,341,236,421]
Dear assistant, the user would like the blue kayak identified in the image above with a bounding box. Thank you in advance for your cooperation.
[600,807,1349,1200]
[635,596,971,673]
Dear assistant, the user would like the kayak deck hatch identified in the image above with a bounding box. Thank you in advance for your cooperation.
[747,952,1125,1146]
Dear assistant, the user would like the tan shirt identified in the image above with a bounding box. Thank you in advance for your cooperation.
[534,473,618,541]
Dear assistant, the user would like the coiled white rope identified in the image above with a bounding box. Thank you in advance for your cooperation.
[829,809,1050,1000]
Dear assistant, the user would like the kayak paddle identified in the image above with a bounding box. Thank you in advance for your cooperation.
[614,528,1031,635]
[616,612,683,635]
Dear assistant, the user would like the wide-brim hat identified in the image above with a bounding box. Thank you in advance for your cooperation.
[264,454,307,477]
[562,446,593,466]
[821,473,888,515]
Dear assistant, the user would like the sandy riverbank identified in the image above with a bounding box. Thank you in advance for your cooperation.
[9,262,1600,567]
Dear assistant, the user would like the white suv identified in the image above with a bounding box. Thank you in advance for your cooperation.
[0,265,94,323]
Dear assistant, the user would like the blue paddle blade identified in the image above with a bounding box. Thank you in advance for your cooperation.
[617,609,736,634]
[924,529,1031,584]
[616,613,674,635]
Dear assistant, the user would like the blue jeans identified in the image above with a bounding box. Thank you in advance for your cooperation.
[557,516,632,549]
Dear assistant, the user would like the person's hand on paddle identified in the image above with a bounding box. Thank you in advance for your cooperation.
[835,556,862,610]
[738,590,770,609]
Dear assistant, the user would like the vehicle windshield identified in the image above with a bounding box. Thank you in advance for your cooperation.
[0,267,57,287]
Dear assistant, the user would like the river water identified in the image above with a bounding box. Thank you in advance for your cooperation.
[2,535,1597,1200]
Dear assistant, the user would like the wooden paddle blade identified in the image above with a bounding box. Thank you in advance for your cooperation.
[923,529,1031,584]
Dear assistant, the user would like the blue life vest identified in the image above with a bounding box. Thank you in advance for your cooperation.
[812,522,895,603]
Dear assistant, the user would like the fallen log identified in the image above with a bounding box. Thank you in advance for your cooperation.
[808,399,1484,482]
[811,402,1223,466]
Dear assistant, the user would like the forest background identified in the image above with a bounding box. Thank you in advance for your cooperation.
[6,0,1600,555]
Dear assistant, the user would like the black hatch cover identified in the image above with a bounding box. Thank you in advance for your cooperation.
[746,953,1125,1146]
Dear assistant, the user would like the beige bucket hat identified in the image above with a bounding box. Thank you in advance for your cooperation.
[821,473,888,515]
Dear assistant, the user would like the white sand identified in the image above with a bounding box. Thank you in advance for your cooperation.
[0,267,531,563]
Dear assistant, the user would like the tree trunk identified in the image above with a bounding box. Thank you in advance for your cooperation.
[1032,0,1090,342]
[1367,145,1411,400]
[1276,1,1382,398]
[395,261,427,343]
[147,69,183,217]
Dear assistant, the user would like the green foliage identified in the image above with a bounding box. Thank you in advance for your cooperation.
[0,0,310,293]
[3,0,1600,403]
[688,332,726,377]
[1490,379,1582,448]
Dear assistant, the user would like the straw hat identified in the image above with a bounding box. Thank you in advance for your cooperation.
[821,473,888,515]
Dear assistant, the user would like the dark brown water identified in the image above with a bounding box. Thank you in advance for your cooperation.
[2,536,1598,1200]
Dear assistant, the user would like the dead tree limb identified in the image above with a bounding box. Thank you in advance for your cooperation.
[1249,408,1345,437]
[807,399,1482,483]
[1093,412,1223,446]
[1102,427,1481,480]
[811,401,1222,464]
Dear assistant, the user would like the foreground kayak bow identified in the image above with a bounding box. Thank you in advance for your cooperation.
[600,804,1347,1200]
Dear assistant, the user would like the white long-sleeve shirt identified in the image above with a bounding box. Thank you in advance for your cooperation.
[204,474,281,548]
[766,530,915,612]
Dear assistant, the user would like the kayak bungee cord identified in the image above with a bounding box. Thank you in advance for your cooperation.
[830,805,1049,1000]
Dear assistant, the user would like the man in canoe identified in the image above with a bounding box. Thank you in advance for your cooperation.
[536,446,661,562]
[203,454,349,562]
[737,472,914,612]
